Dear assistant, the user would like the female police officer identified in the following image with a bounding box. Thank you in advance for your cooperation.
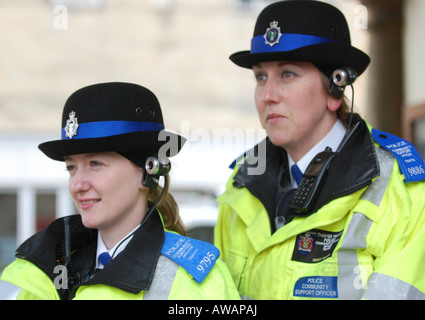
[214,1,425,299]
[1,82,239,300]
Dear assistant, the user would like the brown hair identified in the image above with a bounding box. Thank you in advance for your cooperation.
[148,175,187,236]
[337,99,351,128]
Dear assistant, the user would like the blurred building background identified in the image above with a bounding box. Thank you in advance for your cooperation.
[0,0,424,287]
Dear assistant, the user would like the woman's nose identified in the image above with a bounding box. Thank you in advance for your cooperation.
[69,170,90,194]
[262,79,280,104]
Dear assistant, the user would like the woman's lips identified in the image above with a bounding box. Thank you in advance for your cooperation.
[80,199,100,210]
[266,113,285,124]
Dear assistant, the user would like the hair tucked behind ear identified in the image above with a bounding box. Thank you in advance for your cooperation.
[338,99,351,128]
[148,175,187,236]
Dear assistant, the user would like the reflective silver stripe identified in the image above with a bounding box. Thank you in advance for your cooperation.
[363,273,425,300]
[337,147,394,299]
[143,255,179,300]
[361,147,395,206]
[337,213,373,299]
[357,148,425,300]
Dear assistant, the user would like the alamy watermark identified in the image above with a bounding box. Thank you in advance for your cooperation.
[158,121,267,176]
[53,265,68,289]
[53,4,368,31]
[354,5,368,30]
[53,5,68,30]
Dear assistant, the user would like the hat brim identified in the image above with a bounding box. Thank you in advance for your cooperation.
[38,130,186,162]
[230,42,370,75]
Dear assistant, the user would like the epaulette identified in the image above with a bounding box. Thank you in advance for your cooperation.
[161,232,220,283]
[372,128,425,183]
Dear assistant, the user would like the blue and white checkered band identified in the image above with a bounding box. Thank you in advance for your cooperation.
[62,120,165,140]
[251,33,339,54]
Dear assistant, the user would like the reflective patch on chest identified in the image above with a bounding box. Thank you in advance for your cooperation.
[292,229,343,263]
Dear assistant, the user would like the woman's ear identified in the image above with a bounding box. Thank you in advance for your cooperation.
[327,95,344,112]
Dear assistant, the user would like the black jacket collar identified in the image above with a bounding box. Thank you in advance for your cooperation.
[233,115,380,229]
[84,211,164,294]
[15,210,164,297]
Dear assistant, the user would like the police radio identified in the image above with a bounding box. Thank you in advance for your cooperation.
[142,156,171,189]
[328,67,357,98]
[289,147,336,214]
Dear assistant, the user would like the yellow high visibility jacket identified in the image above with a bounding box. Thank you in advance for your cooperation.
[1,212,240,300]
[215,117,425,300]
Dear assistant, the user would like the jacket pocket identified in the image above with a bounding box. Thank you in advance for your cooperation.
[226,251,248,290]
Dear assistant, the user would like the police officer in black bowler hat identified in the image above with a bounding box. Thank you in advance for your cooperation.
[214,0,425,300]
[1,82,240,300]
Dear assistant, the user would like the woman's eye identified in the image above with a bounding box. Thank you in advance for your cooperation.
[254,73,267,82]
[65,165,76,173]
[282,70,296,79]
[90,161,102,167]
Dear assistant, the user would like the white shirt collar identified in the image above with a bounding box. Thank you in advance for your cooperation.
[288,119,347,187]
[95,224,140,269]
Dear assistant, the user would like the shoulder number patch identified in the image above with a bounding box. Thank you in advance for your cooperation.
[372,128,425,183]
[161,231,220,283]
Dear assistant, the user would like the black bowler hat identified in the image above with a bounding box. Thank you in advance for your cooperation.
[38,82,186,162]
[230,0,370,75]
